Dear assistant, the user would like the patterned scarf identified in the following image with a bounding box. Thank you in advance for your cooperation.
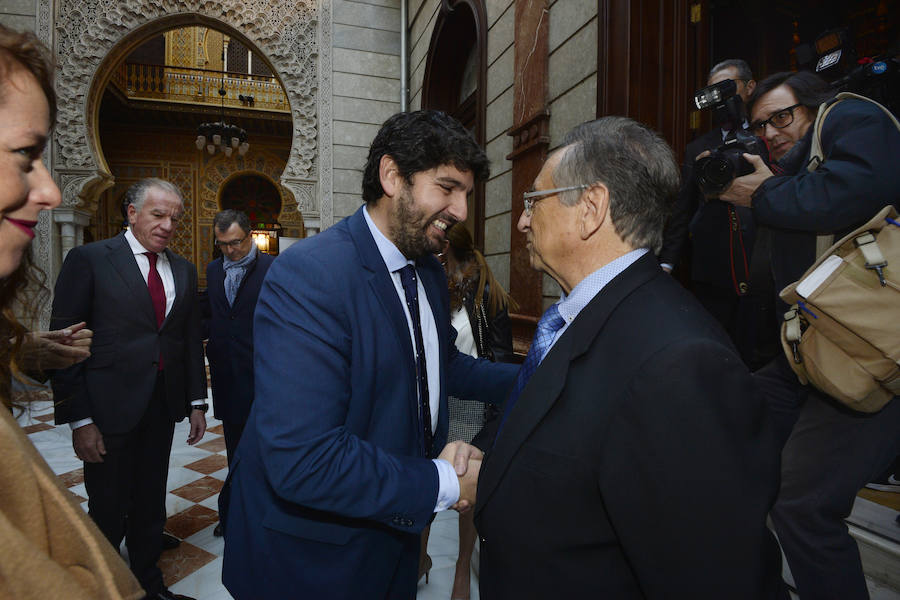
[223,243,258,306]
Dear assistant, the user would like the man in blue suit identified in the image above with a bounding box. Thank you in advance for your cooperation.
[222,110,518,599]
[203,209,274,537]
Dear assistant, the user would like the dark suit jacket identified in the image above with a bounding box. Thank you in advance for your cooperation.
[50,233,207,434]
[475,253,784,599]
[222,206,518,600]
[659,128,757,290]
[204,251,274,424]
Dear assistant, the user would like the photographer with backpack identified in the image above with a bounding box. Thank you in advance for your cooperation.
[720,70,900,599]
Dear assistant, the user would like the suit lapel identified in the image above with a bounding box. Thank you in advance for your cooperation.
[162,249,188,329]
[347,208,417,376]
[106,234,156,326]
[476,253,663,515]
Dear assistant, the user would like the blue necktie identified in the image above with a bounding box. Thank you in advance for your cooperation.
[399,265,433,457]
[496,303,566,439]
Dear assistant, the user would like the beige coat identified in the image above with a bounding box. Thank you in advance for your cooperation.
[0,406,145,600]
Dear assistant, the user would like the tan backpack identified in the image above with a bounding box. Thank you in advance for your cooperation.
[780,205,900,412]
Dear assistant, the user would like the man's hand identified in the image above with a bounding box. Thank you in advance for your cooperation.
[187,409,207,445]
[73,423,106,463]
[438,440,484,476]
[452,458,482,514]
[22,322,92,371]
[719,153,773,208]
[438,441,485,512]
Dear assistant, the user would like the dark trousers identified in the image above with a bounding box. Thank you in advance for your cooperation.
[222,418,246,465]
[754,356,900,599]
[84,374,175,595]
[216,417,246,532]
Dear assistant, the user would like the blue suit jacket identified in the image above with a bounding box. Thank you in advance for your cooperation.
[222,206,518,599]
[204,251,274,424]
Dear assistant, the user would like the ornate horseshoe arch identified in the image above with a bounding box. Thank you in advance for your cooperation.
[52,0,330,226]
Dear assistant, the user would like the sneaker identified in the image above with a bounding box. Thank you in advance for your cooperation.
[865,473,900,493]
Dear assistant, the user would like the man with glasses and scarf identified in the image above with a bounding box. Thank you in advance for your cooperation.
[204,209,274,537]
[720,71,900,599]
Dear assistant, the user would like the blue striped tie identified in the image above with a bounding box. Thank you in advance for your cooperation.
[496,303,566,439]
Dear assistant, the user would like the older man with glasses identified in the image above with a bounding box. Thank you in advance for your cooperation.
[474,116,786,600]
[720,71,900,599]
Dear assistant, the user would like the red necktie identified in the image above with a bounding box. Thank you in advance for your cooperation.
[144,252,166,328]
[145,252,165,371]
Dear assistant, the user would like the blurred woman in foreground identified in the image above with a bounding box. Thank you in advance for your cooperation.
[0,23,144,600]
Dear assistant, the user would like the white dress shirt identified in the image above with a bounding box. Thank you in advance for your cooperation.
[362,207,460,511]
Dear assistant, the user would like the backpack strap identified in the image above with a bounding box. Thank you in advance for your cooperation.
[806,92,900,257]
[807,92,900,173]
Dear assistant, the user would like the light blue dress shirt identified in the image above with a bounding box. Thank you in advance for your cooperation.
[547,248,649,354]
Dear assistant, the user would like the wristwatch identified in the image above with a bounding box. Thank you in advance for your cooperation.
[192,403,209,413]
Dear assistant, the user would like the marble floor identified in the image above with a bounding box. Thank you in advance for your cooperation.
[16,394,899,600]
[16,395,475,600]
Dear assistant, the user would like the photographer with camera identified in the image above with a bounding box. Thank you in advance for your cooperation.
[659,60,777,369]
[720,70,900,600]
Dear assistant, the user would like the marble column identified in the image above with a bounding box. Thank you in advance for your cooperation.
[506,0,550,350]
[52,208,92,262]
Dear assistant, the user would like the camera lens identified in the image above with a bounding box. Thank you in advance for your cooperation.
[696,155,736,196]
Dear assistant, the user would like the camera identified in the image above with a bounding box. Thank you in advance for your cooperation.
[692,79,769,197]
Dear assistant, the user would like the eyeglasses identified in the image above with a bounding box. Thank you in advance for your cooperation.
[750,104,803,135]
[214,234,248,249]
[522,185,589,216]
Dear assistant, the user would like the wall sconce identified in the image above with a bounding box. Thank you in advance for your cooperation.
[252,231,269,252]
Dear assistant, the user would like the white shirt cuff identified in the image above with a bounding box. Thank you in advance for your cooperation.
[660,263,674,271]
[432,458,460,512]
[191,400,206,407]
[69,417,93,430]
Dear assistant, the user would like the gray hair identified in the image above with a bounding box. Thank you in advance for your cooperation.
[709,59,753,82]
[213,209,251,235]
[555,116,680,254]
[124,178,184,213]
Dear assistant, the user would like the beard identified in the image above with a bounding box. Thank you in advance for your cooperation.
[389,185,447,259]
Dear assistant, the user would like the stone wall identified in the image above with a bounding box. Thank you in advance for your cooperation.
[0,0,37,32]
[483,0,516,293]
[330,0,402,221]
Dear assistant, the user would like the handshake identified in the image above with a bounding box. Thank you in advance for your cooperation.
[438,440,483,514]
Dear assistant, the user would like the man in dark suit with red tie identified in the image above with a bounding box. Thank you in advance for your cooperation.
[51,178,208,600]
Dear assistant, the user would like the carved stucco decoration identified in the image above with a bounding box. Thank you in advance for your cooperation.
[54,0,323,215]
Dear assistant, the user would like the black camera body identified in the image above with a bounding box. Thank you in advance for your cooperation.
[695,130,769,197]
[692,79,769,197]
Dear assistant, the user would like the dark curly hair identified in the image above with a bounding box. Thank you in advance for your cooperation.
[362,110,489,205]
